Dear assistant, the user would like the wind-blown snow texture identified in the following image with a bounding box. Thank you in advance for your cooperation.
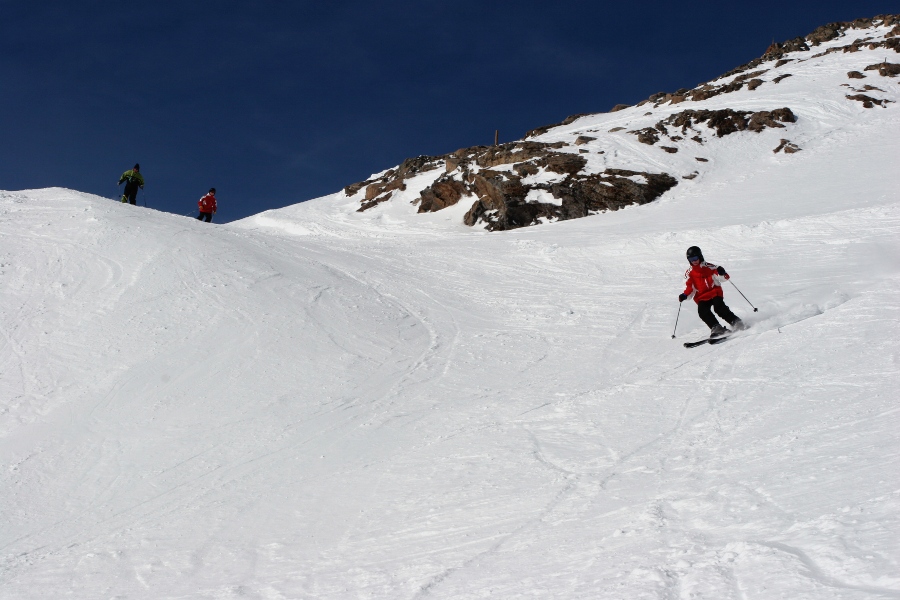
[2,20,900,600]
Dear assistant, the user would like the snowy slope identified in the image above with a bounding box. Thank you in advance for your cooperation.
[2,19,900,600]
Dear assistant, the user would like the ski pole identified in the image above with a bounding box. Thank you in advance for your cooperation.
[729,280,758,312]
[671,301,682,338]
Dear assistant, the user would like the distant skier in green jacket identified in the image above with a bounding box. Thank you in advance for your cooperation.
[118,163,144,204]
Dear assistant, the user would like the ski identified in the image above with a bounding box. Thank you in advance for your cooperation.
[683,334,731,348]
[684,339,711,348]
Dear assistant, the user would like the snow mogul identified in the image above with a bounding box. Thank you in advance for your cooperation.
[678,246,744,337]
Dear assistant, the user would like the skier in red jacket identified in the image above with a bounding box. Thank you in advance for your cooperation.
[197,188,217,222]
[678,246,744,337]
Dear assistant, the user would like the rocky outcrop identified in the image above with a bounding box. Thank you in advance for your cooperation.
[345,139,678,231]
[631,128,660,145]
[347,155,444,211]
[417,179,468,213]
[463,169,678,231]
[845,94,892,108]
[864,61,900,76]
[630,108,796,145]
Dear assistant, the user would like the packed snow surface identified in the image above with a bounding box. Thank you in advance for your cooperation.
[2,29,900,600]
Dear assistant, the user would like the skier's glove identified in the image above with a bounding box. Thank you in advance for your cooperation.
[716,266,728,277]
[678,293,688,302]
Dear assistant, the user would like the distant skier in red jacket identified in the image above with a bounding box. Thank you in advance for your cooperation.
[678,246,744,337]
[197,188,217,222]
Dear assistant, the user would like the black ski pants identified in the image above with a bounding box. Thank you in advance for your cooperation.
[197,211,213,222]
[121,182,139,205]
[697,296,738,329]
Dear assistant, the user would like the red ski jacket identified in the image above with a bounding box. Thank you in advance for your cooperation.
[198,193,217,214]
[683,262,729,303]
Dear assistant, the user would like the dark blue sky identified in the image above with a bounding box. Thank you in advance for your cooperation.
[1,1,895,221]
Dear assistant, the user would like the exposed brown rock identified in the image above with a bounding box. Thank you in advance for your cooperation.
[464,169,678,231]
[695,157,709,162]
[690,87,717,101]
[747,79,764,90]
[543,153,587,175]
[661,146,678,153]
[358,191,395,212]
[382,139,679,231]
[747,108,796,132]
[610,104,631,112]
[347,154,444,208]
[807,23,843,45]
[356,138,659,230]
[846,93,890,108]
[630,128,660,145]
[848,70,866,78]
[445,156,463,172]
[417,178,468,213]
[574,135,597,145]
[773,74,793,83]
[513,162,540,177]
[764,37,810,58]
[773,139,801,153]
[476,142,553,168]
[734,69,769,83]
[344,179,372,197]
[661,107,796,138]
[864,61,900,76]
[608,127,626,132]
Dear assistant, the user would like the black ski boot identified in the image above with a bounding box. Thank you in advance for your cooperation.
[710,324,727,338]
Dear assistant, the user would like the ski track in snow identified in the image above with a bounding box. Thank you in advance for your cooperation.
[2,30,900,600]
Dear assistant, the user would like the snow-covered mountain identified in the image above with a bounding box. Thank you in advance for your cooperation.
[2,15,899,600]
[257,15,900,233]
